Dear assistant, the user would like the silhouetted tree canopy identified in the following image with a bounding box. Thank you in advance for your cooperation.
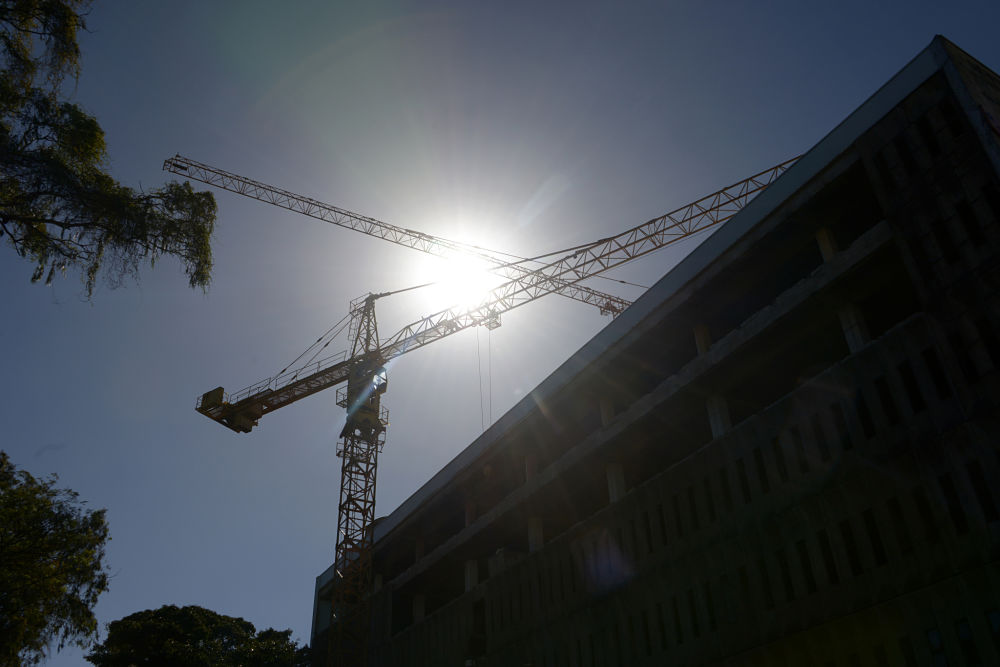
[0,0,217,296]
[0,451,111,666]
[86,605,310,667]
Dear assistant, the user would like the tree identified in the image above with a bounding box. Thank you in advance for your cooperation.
[0,451,111,666]
[1,0,217,296]
[85,605,311,667]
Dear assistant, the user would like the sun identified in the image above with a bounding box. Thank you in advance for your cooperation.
[423,254,500,312]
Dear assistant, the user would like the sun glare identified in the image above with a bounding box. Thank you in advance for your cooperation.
[424,255,499,312]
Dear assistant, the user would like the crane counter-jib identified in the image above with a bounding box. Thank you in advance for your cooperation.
[196,352,356,433]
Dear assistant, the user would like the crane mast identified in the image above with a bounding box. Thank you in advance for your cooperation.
[185,155,798,665]
[330,294,386,665]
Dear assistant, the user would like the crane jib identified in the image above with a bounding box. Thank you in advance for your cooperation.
[180,154,799,432]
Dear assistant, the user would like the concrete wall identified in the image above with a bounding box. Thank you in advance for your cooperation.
[313,36,1000,667]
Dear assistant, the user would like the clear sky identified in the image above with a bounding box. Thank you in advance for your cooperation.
[4,1,1000,663]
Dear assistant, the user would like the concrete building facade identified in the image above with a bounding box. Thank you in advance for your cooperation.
[313,36,1000,666]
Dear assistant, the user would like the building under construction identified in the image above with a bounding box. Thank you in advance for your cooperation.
[311,36,1000,665]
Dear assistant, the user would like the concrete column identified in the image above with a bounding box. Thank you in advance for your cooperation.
[707,394,732,439]
[816,227,838,262]
[528,516,544,553]
[600,397,615,426]
[464,559,479,592]
[415,537,425,562]
[524,453,538,482]
[464,500,476,527]
[838,303,870,353]
[373,573,383,593]
[694,324,712,355]
[412,594,425,622]
[606,462,626,503]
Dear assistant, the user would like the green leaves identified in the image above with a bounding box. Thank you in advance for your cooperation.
[1,0,218,297]
[85,605,310,667]
[0,451,111,666]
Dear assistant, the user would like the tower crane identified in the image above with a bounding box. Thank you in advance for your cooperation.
[174,155,798,666]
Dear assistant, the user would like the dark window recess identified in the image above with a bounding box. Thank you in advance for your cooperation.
[817,529,840,584]
[874,644,890,667]
[687,589,700,639]
[641,609,652,657]
[811,414,832,462]
[839,519,865,576]
[776,548,795,601]
[854,392,876,439]
[926,627,944,653]
[758,559,775,609]
[736,459,752,504]
[922,347,953,398]
[657,503,668,546]
[772,437,790,482]
[796,539,818,593]
[753,447,771,494]
[643,511,654,554]
[913,486,942,544]
[719,468,734,513]
[656,602,667,650]
[956,200,986,245]
[857,247,922,338]
[894,136,919,177]
[862,508,888,566]
[687,486,700,532]
[703,478,716,523]
[887,497,915,554]
[791,426,810,473]
[704,582,717,631]
[932,221,960,263]
[956,618,982,666]
[949,332,978,380]
[875,151,897,191]
[672,494,684,538]
[898,635,918,667]
[983,182,1000,223]
[975,318,1000,368]
[917,115,942,157]
[897,360,927,413]
[988,609,1000,652]
[940,97,966,137]
[938,473,970,534]
[910,234,935,269]
[738,566,750,604]
[831,402,852,450]
[966,460,999,521]
[874,376,901,425]
[672,596,684,644]
[813,160,884,248]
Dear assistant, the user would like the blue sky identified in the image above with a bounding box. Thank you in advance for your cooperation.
[4,1,1000,663]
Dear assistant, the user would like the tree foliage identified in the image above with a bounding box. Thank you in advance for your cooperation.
[0,451,111,666]
[0,0,217,295]
[85,605,310,667]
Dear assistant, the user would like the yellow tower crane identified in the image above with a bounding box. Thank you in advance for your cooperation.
[164,155,798,666]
